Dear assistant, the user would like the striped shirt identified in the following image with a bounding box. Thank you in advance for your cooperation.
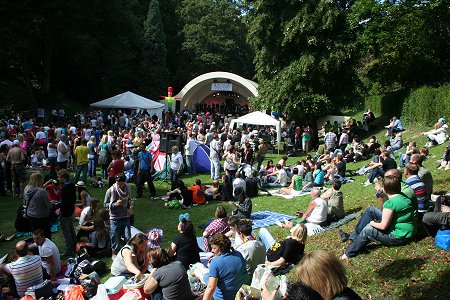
[405,175,427,211]
[5,255,43,297]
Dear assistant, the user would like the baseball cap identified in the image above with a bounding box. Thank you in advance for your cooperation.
[13,140,20,145]
[438,117,446,124]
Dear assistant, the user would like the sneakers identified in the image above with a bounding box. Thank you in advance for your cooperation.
[338,229,350,242]
[275,219,283,228]
[363,180,372,187]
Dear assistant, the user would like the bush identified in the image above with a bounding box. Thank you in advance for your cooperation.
[365,90,408,117]
[402,84,450,126]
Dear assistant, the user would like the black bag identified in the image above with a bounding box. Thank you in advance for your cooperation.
[74,259,93,279]
[26,279,53,299]
[15,206,32,232]
[91,260,107,275]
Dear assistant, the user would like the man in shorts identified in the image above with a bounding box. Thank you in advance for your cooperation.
[6,140,26,198]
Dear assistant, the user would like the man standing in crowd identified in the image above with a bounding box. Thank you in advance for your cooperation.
[74,138,89,184]
[29,229,61,281]
[6,140,25,198]
[57,169,77,257]
[136,143,156,199]
[209,134,221,180]
[185,133,196,175]
[0,240,43,298]
[324,128,337,150]
[57,134,70,170]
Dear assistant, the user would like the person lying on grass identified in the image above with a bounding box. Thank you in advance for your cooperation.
[258,223,307,267]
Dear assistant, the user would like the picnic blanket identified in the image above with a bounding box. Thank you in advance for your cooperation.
[250,210,296,229]
[16,222,61,237]
[269,188,329,199]
[301,212,360,236]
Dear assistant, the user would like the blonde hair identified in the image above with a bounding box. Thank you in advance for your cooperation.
[295,250,347,300]
[26,172,44,192]
[290,223,307,244]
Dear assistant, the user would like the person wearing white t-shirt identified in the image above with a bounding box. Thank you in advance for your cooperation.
[170,145,184,190]
[209,134,221,180]
[29,229,61,281]
[232,172,246,195]
[301,188,328,225]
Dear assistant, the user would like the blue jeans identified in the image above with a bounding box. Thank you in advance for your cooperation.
[186,155,195,174]
[368,167,384,183]
[345,224,404,257]
[211,158,220,180]
[262,182,283,188]
[74,164,88,185]
[258,228,276,250]
[88,157,97,177]
[398,153,411,168]
[349,206,382,241]
[110,218,131,255]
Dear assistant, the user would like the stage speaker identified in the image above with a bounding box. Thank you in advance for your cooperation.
[159,138,180,154]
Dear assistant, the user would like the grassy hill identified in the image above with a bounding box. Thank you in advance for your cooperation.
[0,118,449,299]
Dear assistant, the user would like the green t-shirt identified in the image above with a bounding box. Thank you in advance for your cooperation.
[293,175,302,191]
[383,194,417,239]
[401,182,418,211]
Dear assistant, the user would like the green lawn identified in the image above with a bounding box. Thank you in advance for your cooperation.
[0,122,449,299]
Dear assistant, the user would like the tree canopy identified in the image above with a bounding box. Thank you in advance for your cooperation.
[0,0,448,113]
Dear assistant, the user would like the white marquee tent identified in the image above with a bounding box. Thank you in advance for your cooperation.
[90,91,164,116]
[230,111,281,153]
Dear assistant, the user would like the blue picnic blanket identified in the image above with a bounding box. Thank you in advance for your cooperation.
[250,210,296,229]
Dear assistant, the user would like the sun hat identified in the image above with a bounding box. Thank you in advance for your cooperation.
[75,181,86,187]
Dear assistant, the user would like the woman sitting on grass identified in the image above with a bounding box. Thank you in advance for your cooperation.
[111,233,149,281]
[258,223,307,267]
[168,213,200,270]
[144,248,193,300]
[295,250,361,300]
[280,168,303,196]
[340,175,417,259]
[202,206,229,252]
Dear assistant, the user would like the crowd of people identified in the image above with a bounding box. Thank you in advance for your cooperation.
[0,107,448,300]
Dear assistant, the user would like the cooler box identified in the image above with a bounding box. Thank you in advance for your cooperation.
[105,276,127,300]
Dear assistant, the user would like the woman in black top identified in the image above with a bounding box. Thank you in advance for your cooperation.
[168,213,200,269]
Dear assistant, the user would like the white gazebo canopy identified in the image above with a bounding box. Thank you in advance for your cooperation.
[90,91,164,116]
[230,111,281,153]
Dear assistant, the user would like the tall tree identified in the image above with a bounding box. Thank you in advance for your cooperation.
[349,0,450,94]
[177,0,254,80]
[141,0,169,98]
[246,0,356,121]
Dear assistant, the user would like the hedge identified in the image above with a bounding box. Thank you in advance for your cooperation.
[401,84,450,126]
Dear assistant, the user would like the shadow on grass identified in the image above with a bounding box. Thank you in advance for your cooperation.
[376,258,427,280]
[346,206,363,214]
[399,267,450,300]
